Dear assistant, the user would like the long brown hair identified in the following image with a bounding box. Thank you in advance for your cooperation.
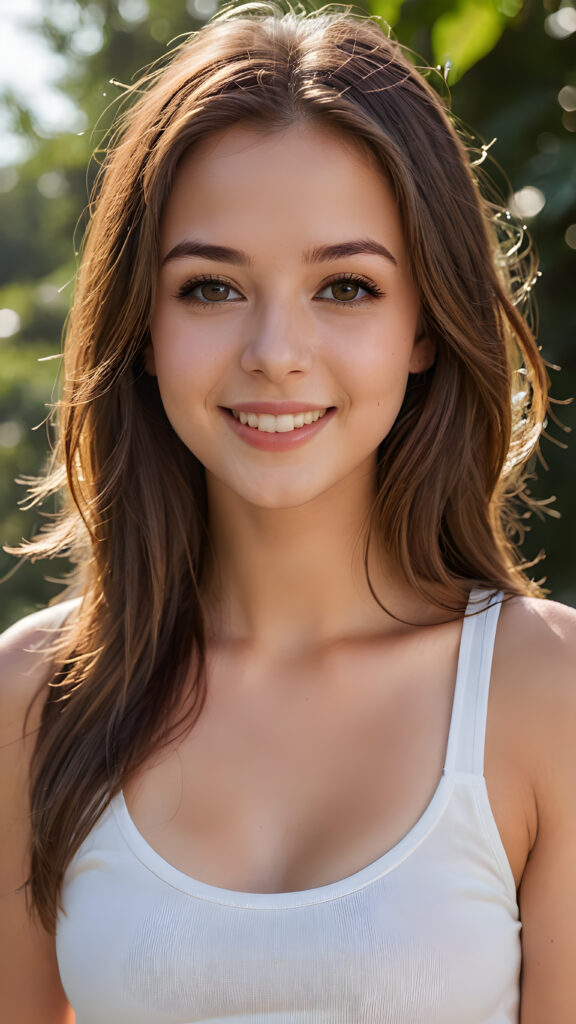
[16,3,548,930]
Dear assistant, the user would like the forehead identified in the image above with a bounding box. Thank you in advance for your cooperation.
[159,123,408,265]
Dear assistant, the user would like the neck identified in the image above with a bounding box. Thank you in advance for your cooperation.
[203,466,424,657]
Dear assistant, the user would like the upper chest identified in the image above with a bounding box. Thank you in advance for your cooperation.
[123,617,532,895]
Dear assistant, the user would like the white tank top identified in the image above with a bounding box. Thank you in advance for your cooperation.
[56,590,521,1023]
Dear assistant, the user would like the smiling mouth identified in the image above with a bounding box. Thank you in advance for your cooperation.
[229,409,329,433]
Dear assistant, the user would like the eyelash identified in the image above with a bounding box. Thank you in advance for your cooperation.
[175,273,386,307]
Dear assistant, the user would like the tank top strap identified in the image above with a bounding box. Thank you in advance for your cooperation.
[443,589,504,778]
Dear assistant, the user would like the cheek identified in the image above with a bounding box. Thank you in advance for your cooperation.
[337,331,415,402]
[330,293,419,382]
[334,328,415,446]
[149,310,226,398]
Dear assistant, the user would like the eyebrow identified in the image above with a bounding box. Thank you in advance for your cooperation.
[305,239,397,266]
[162,240,253,266]
[162,237,397,267]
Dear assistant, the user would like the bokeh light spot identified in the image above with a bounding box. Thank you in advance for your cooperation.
[545,7,576,39]
[72,25,104,56]
[186,0,219,19]
[0,309,21,339]
[36,283,61,305]
[509,186,546,219]
[565,224,576,250]
[118,0,149,23]
[558,85,576,111]
[0,167,19,193]
[0,421,23,449]
[37,171,68,199]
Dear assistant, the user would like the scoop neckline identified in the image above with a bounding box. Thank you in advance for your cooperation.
[111,589,490,908]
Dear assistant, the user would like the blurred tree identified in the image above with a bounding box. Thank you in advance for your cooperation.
[373,0,576,601]
[1,0,574,630]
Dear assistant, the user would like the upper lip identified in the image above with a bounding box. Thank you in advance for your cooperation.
[225,402,332,414]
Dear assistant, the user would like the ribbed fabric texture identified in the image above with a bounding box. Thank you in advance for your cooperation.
[56,590,521,1023]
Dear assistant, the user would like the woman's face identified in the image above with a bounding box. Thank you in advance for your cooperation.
[149,123,433,510]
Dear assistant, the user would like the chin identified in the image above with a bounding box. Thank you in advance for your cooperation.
[245,488,325,512]
[214,472,336,512]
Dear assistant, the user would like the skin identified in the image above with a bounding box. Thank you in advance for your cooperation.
[147,123,435,646]
[1,124,576,1023]
[148,124,433,515]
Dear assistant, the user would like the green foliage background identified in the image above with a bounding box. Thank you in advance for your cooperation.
[1,0,575,630]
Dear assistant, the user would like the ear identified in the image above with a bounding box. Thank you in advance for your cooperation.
[408,330,435,374]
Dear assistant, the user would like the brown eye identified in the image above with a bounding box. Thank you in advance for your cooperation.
[199,282,231,302]
[315,276,382,304]
[330,280,361,301]
[177,278,242,304]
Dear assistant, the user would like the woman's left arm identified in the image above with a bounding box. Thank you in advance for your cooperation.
[514,600,576,1022]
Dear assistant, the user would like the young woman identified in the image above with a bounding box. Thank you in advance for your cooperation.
[1,6,575,1022]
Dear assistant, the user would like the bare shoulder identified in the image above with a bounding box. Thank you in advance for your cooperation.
[0,602,79,1023]
[0,599,81,738]
[493,598,576,1020]
[494,594,576,699]
[491,594,576,809]
[0,597,81,654]
[497,591,576,644]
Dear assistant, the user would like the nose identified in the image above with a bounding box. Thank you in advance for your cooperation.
[239,297,313,382]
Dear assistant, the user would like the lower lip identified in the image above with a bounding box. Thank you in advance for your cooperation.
[221,408,335,451]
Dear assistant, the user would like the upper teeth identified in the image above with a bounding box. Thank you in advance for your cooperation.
[231,409,327,432]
